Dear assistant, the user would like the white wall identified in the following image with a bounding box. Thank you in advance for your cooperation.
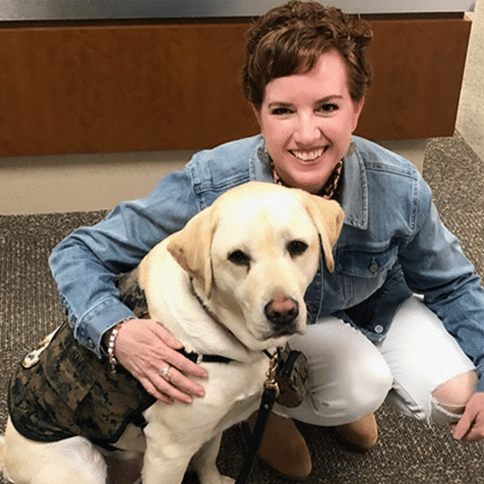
[2,0,475,22]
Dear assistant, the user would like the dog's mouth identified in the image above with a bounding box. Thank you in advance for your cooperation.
[259,320,303,340]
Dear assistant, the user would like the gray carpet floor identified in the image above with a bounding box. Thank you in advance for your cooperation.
[1,132,484,483]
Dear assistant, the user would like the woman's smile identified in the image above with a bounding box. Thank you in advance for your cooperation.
[290,147,329,163]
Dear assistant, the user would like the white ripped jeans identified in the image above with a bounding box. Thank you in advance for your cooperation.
[277,296,477,426]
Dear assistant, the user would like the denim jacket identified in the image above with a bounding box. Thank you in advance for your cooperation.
[49,135,484,391]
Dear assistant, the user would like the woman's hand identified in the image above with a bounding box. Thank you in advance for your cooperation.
[452,392,484,442]
[108,318,209,405]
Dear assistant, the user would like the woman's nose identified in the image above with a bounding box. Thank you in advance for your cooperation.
[294,114,321,144]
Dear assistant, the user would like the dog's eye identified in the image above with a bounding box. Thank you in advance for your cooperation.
[228,250,250,266]
[287,240,308,257]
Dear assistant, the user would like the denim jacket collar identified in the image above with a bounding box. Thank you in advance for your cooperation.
[340,143,369,231]
[253,141,275,183]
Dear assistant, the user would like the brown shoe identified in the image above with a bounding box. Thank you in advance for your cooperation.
[247,411,312,480]
[332,414,378,452]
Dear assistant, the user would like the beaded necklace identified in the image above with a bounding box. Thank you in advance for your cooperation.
[270,159,344,200]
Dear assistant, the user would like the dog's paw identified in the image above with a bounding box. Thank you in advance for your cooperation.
[219,476,235,484]
[215,476,235,484]
[199,473,235,484]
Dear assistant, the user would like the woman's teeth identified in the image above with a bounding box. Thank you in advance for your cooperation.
[291,148,326,161]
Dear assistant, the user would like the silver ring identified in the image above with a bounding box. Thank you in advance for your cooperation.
[159,364,170,381]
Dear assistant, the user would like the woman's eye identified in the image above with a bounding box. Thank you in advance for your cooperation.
[271,107,292,116]
[318,103,338,113]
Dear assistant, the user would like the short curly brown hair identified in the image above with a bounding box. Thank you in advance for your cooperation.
[242,1,373,107]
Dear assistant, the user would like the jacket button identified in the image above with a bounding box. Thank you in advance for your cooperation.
[374,325,384,333]
[369,261,379,274]
[87,338,95,349]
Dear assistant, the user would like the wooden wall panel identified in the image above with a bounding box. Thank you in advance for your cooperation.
[360,17,472,140]
[0,16,471,157]
[0,23,258,156]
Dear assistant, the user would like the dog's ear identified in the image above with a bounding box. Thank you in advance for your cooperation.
[167,207,217,297]
[300,193,345,273]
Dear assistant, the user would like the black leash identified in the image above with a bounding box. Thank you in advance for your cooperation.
[234,352,281,484]
[234,387,278,484]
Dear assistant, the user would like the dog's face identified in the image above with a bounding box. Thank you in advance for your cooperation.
[168,182,344,350]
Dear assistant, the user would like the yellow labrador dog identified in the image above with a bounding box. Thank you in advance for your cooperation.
[0,182,344,484]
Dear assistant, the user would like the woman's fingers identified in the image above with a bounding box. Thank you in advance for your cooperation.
[149,322,209,382]
[113,318,208,404]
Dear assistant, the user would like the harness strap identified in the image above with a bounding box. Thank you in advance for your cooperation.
[178,348,233,364]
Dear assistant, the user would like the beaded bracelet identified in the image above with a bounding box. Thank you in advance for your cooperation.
[107,317,134,373]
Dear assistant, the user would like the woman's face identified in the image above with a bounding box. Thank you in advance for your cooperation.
[253,49,364,194]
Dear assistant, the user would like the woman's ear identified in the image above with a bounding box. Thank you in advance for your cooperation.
[251,104,262,127]
[351,97,365,133]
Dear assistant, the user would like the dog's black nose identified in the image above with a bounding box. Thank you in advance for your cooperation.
[265,297,299,325]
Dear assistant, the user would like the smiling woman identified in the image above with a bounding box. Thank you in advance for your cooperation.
[252,51,364,194]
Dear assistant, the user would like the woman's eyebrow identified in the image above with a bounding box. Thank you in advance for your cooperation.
[315,95,344,104]
[267,101,293,109]
[267,95,345,108]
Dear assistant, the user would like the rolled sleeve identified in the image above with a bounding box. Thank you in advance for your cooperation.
[75,298,135,357]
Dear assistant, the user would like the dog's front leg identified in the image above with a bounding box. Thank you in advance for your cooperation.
[141,423,194,484]
[191,432,234,484]
[141,445,191,484]
[142,450,191,484]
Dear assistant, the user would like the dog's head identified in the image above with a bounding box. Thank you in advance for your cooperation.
[168,182,344,350]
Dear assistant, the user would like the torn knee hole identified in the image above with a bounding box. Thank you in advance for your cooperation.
[431,370,478,414]
[430,397,464,424]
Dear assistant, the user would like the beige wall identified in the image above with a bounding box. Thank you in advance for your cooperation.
[0,142,425,215]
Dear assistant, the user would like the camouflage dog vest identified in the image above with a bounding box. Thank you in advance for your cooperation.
[8,272,234,449]
[8,321,156,449]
